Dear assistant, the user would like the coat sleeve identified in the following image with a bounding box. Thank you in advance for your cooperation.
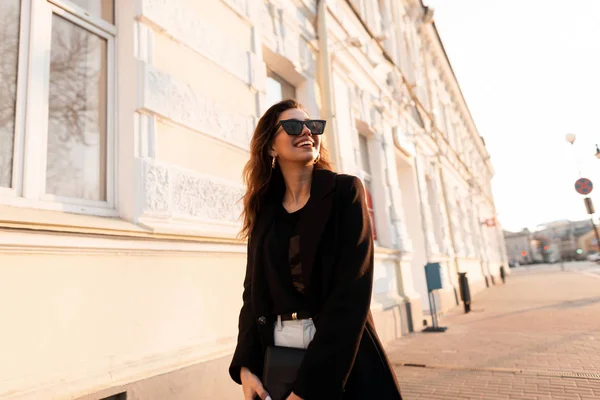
[292,175,375,399]
[229,238,263,384]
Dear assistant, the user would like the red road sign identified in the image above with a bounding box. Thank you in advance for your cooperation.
[575,178,593,195]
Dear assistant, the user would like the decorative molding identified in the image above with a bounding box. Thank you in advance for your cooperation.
[139,159,244,235]
[0,229,246,255]
[420,23,492,172]
[299,38,317,77]
[415,155,440,255]
[260,2,316,78]
[134,111,156,158]
[249,55,267,93]
[142,159,170,215]
[221,0,252,20]
[139,0,262,89]
[134,21,154,64]
[170,168,244,224]
[139,63,254,151]
[268,0,317,40]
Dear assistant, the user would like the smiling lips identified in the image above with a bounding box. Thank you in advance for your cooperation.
[295,139,314,148]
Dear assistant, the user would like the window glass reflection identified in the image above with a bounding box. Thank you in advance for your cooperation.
[0,1,21,188]
[46,14,108,201]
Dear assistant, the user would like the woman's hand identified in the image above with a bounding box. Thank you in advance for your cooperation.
[286,392,303,400]
[240,367,271,400]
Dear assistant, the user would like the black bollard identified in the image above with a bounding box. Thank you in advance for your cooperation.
[458,272,471,313]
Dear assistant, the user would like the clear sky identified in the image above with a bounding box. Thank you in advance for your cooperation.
[423,0,600,232]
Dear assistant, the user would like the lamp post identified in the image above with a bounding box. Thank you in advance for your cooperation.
[565,133,600,255]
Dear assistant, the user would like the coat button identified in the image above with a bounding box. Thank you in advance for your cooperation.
[258,316,267,326]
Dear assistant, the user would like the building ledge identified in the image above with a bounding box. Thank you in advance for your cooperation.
[0,205,244,245]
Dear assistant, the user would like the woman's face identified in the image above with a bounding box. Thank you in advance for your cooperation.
[270,108,321,166]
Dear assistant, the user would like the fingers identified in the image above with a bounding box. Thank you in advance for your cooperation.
[256,383,271,400]
[242,378,270,400]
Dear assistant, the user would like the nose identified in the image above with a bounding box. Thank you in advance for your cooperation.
[299,123,312,136]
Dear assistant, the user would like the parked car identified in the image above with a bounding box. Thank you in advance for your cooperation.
[586,252,600,262]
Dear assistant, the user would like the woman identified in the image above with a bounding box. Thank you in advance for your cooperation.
[229,99,402,400]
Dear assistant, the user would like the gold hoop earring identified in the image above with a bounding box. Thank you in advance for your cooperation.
[314,154,320,164]
[271,156,277,169]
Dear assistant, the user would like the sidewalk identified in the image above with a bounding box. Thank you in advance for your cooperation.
[389,263,600,399]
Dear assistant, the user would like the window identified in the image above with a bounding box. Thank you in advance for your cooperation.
[358,134,377,240]
[0,0,115,214]
[265,69,296,108]
[426,174,444,250]
[0,0,23,189]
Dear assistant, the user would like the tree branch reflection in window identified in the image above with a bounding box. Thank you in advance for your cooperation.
[46,14,107,201]
[0,2,21,188]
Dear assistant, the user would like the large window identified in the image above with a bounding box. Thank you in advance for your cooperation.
[0,0,115,214]
[0,0,23,189]
[358,134,377,241]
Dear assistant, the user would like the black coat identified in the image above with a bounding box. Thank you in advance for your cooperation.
[229,169,402,400]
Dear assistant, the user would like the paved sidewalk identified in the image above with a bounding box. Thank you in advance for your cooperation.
[389,263,600,399]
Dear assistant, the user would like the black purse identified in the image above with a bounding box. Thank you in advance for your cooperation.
[262,345,307,400]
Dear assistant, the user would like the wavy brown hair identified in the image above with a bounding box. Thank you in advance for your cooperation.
[240,99,333,239]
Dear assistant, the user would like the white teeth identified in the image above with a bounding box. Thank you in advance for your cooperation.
[297,140,312,147]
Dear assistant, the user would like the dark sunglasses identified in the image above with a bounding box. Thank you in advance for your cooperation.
[274,119,326,136]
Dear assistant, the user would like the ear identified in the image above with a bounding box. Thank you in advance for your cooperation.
[268,145,277,158]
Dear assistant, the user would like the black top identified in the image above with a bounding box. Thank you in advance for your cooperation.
[263,202,308,315]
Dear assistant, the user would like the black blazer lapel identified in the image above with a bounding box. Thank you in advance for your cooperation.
[250,195,278,320]
[297,169,337,290]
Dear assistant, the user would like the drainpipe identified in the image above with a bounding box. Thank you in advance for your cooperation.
[316,0,342,171]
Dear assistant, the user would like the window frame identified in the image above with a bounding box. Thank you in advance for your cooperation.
[0,0,117,217]
[0,0,31,199]
[265,68,296,106]
[357,133,378,241]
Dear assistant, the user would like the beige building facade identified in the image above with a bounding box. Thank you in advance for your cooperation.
[577,229,599,255]
[0,0,506,398]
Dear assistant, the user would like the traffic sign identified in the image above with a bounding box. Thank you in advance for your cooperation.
[575,178,593,195]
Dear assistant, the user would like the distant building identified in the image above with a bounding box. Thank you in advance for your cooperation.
[505,220,596,264]
[577,229,600,255]
[504,229,534,264]
[535,220,593,261]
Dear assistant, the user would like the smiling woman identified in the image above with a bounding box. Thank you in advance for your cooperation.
[240,100,333,239]
[230,99,403,400]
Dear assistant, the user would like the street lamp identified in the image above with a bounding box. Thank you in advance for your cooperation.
[565,133,600,159]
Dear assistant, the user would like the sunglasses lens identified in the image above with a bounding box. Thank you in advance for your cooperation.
[308,120,325,135]
[281,120,303,135]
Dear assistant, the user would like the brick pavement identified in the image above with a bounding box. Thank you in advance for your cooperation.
[388,263,600,399]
